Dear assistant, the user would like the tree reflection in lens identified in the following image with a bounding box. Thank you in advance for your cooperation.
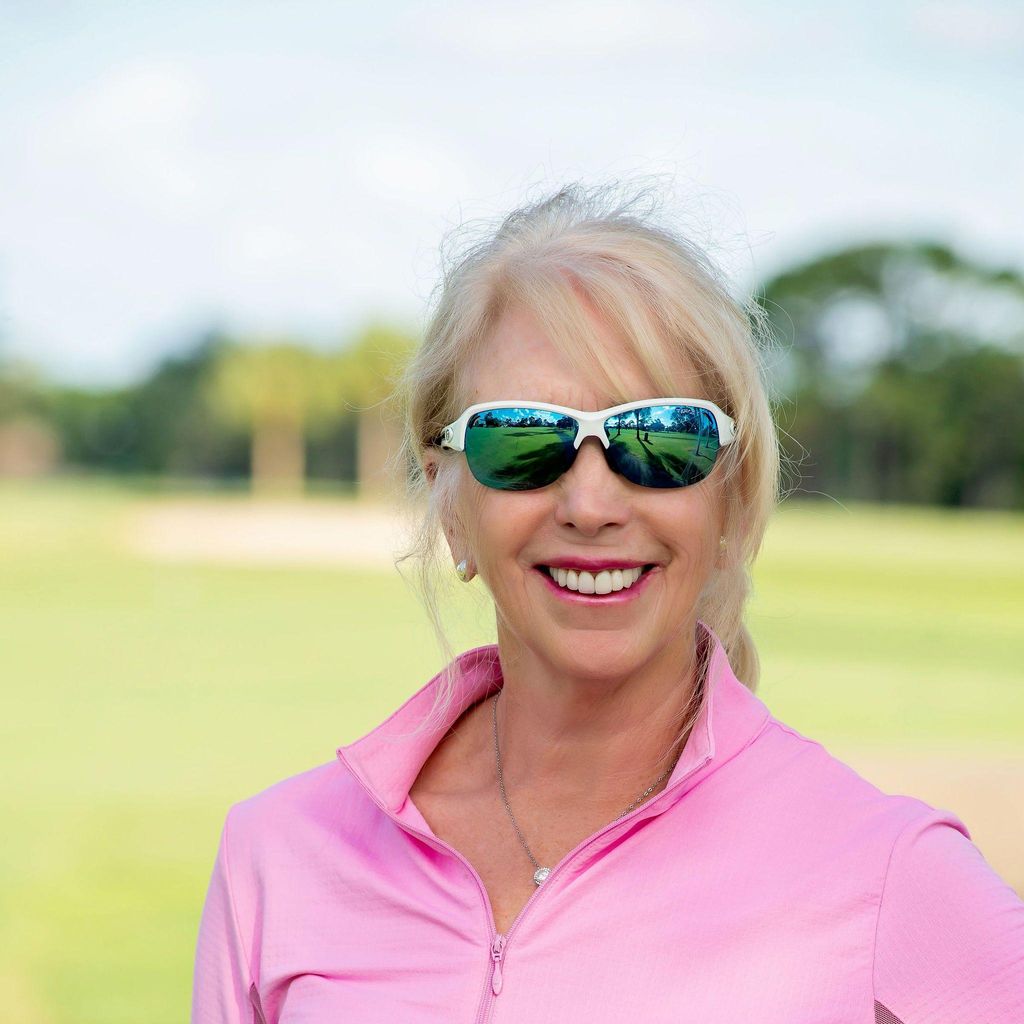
[464,404,721,490]
[605,405,720,488]
[465,408,578,490]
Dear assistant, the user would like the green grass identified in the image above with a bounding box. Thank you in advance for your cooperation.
[1,476,1022,1022]
[751,500,1024,743]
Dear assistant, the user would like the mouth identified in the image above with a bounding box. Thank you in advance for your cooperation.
[533,563,658,599]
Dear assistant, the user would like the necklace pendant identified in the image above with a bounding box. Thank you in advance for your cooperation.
[533,867,551,886]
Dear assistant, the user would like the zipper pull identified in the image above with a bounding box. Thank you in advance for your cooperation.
[490,933,506,994]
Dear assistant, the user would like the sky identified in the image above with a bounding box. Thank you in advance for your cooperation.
[1,0,1021,387]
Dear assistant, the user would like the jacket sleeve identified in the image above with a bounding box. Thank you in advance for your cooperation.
[191,806,256,1024]
[873,809,1024,1024]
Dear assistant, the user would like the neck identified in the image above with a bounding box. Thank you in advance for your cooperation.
[485,620,705,812]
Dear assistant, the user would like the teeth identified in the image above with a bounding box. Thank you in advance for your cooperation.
[546,565,644,593]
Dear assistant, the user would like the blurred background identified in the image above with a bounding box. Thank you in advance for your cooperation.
[1,2,1022,1020]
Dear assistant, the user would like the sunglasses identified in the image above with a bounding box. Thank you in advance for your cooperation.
[434,398,736,491]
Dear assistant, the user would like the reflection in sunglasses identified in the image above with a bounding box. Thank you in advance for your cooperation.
[464,404,721,491]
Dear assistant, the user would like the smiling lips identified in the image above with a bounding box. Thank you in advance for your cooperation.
[540,564,650,595]
[536,561,655,598]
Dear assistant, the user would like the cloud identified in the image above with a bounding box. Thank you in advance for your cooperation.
[37,58,211,215]
[402,0,766,61]
[350,130,474,206]
[909,0,1024,54]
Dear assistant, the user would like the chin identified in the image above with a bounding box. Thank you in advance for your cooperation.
[543,632,653,679]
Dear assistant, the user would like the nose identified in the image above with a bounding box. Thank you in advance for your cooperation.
[552,437,631,536]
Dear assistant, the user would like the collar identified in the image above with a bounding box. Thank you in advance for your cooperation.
[336,620,772,827]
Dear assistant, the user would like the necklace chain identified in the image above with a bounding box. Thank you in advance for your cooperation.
[491,688,686,886]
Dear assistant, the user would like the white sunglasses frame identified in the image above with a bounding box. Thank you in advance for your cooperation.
[437,397,737,452]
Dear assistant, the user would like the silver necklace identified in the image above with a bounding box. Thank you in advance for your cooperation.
[491,689,685,887]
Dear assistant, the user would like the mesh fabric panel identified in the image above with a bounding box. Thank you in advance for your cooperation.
[875,999,906,1024]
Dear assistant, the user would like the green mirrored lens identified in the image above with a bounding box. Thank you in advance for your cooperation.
[604,405,721,488]
[465,408,578,490]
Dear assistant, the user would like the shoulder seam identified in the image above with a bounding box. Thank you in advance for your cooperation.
[764,717,823,748]
[870,809,924,1000]
[222,804,258,992]
[748,713,774,748]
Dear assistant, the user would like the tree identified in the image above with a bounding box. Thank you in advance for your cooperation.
[756,241,1024,507]
[130,329,248,477]
[205,338,349,495]
[335,322,417,498]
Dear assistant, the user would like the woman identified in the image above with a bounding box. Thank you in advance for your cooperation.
[191,184,1024,1023]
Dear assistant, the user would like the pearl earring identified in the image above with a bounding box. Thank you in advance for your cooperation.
[455,559,471,582]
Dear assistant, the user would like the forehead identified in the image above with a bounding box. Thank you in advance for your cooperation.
[461,304,704,410]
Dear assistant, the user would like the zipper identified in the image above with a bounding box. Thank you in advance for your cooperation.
[337,746,711,1023]
[490,933,505,994]
[472,933,506,1024]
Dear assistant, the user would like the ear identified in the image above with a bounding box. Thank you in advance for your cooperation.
[425,455,469,565]
[439,512,461,562]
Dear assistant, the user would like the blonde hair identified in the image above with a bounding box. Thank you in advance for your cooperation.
[390,181,787,753]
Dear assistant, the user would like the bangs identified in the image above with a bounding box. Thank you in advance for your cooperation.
[492,255,694,407]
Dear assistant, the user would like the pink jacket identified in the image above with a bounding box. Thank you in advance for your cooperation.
[191,621,1024,1023]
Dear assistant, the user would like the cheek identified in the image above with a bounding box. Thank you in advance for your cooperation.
[465,489,543,574]
[653,487,722,563]
[460,469,499,530]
